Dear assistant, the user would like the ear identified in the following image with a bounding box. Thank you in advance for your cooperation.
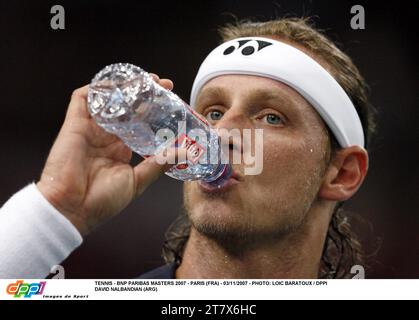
[319,146,369,201]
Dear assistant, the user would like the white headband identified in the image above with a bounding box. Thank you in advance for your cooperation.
[190,37,364,147]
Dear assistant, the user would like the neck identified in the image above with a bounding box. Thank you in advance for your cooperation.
[176,202,333,279]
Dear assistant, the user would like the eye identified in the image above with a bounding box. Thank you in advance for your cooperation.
[206,110,224,121]
[263,113,283,126]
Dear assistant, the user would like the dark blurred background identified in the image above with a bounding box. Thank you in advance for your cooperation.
[0,0,417,278]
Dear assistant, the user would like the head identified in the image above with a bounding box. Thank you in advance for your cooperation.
[164,17,376,278]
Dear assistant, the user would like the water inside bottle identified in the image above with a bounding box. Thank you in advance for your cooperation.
[88,63,231,184]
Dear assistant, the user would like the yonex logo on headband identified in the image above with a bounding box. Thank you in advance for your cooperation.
[223,39,273,56]
[190,37,365,148]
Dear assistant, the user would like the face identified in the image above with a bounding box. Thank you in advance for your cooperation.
[183,74,331,245]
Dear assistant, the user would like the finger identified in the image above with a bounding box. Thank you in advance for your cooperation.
[133,156,167,197]
[66,85,90,120]
[133,147,188,197]
[150,73,160,82]
[150,73,173,90]
[159,79,174,91]
[105,140,132,163]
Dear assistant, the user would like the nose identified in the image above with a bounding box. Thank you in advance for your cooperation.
[213,107,247,132]
[212,108,247,159]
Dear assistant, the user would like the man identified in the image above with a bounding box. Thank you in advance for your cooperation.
[0,18,374,279]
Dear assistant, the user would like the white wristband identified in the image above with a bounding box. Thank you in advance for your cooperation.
[0,183,83,278]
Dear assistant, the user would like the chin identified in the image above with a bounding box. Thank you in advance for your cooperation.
[184,182,246,229]
[190,199,239,220]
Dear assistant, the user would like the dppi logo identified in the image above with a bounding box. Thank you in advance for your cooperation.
[6,280,46,298]
[223,39,272,56]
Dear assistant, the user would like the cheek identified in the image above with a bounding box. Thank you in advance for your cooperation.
[250,134,326,196]
[264,136,307,174]
[239,135,326,221]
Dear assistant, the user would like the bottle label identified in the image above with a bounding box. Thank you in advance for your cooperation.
[175,133,205,167]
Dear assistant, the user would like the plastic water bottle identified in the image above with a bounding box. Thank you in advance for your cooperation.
[87,63,231,185]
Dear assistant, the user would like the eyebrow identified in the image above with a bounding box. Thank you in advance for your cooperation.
[195,87,228,107]
[195,85,297,111]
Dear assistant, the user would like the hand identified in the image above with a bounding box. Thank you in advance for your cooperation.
[37,74,174,236]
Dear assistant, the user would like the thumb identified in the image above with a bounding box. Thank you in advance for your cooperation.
[132,147,188,197]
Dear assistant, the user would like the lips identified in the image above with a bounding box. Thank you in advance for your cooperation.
[198,169,242,193]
